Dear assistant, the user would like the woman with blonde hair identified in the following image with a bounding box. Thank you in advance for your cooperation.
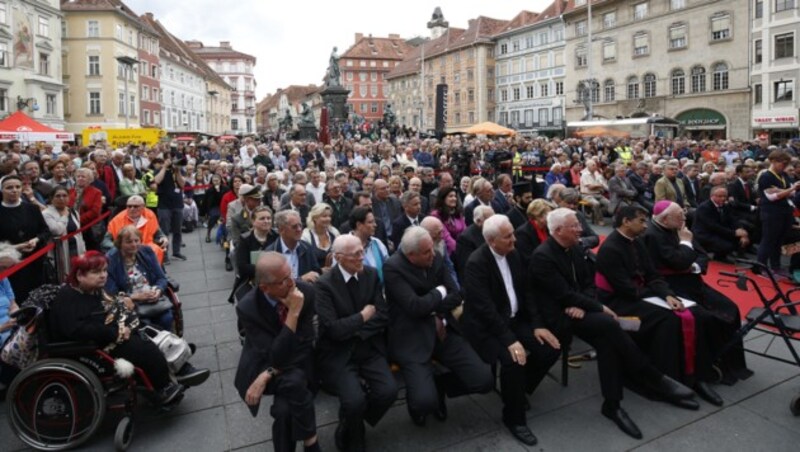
[301,202,340,269]
[514,198,555,268]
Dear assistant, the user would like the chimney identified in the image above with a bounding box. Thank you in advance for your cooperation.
[355,33,363,43]
[220,41,232,49]
[389,33,400,39]
[144,12,154,20]
[185,40,202,49]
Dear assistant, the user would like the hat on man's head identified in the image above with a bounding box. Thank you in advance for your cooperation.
[513,182,533,197]
[238,184,262,199]
[652,200,673,217]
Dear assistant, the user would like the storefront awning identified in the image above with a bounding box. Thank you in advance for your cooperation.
[676,109,726,130]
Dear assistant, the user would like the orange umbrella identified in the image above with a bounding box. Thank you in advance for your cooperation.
[463,121,517,136]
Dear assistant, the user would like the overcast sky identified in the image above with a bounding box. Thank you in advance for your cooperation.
[127,0,554,100]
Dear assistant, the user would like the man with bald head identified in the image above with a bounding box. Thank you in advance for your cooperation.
[316,235,397,450]
[384,226,493,427]
[234,252,319,451]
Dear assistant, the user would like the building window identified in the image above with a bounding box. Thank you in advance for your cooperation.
[89,92,101,114]
[555,81,564,95]
[87,20,99,37]
[370,72,377,82]
[643,73,657,97]
[524,109,534,126]
[776,0,796,13]
[712,63,729,90]
[153,111,160,126]
[541,83,549,97]
[775,80,793,101]
[512,40,520,52]
[710,13,731,41]
[604,79,615,102]
[691,66,706,93]
[576,47,587,67]
[553,107,562,124]
[118,92,125,115]
[0,88,7,112]
[526,85,534,99]
[755,39,763,64]
[370,84,378,97]
[0,42,7,67]
[88,55,100,75]
[467,69,474,81]
[142,85,149,101]
[671,69,686,95]
[454,91,461,106]
[358,72,367,82]
[45,94,55,115]
[633,2,649,21]
[454,112,461,124]
[755,1,763,18]
[602,41,616,62]
[671,0,686,10]
[627,76,640,99]
[603,12,616,29]
[143,110,150,125]
[754,83,762,104]
[38,53,49,75]
[538,108,548,124]
[38,16,48,37]
[231,119,239,130]
[359,85,367,98]
[500,89,508,102]
[500,43,508,54]
[669,23,687,49]
[575,20,587,37]
[512,87,520,101]
[0,3,6,25]
[468,89,475,103]
[775,33,794,59]
[633,33,649,57]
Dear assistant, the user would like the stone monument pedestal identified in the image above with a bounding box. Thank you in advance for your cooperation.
[320,85,350,122]
[297,124,318,141]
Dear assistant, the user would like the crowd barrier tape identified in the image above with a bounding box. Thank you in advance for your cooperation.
[0,210,111,281]
[183,184,211,191]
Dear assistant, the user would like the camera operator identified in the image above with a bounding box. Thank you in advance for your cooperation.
[155,148,187,263]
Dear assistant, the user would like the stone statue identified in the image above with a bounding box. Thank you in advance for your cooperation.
[280,108,293,129]
[383,103,396,125]
[299,102,315,126]
[327,46,341,87]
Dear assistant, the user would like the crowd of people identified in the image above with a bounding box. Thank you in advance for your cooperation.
[1,130,798,450]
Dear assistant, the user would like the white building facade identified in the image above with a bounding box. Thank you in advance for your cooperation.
[159,59,205,132]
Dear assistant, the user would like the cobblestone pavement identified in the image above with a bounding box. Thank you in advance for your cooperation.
[2,227,800,451]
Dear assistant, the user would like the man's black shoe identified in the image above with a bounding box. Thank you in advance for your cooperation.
[602,406,643,439]
[172,253,188,261]
[175,363,210,387]
[225,258,233,272]
[668,397,700,410]
[334,421,346,451]
[505,423,538,446]
[157,382,185,405]
[410,413,426,427]
[433,392,447,421]
[695,382,724,406]
[648,375,695,400]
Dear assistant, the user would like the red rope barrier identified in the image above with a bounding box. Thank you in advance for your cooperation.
[0,209,111,281]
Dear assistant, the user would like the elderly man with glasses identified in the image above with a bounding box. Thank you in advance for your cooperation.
[104,195,168,264]
[266,210,321,284]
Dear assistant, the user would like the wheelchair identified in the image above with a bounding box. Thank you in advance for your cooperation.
[5,291,186,451]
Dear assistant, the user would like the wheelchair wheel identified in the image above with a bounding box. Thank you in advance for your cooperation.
[791,395,800,416]
[114,416,134,451]
[7,359,106,451]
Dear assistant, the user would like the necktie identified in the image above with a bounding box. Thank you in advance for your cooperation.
[411,218,418,226]
[346,276,359,312]
[435,315,447,341]
[276,303,288,324]
[744,182,751,200]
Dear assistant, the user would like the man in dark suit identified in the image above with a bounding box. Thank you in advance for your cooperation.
[266,210,321,283]
[491,174,513,215]
[529,208,696,439]
[692,186,751,262]
[316,235,398,450]
[678,163,701,208]
[384,226,493,426]
[323,179,354,230]
[727,164,759,241]
[371,179,401,250]
[280,184,311,228]
[390,191,422,248]
[234,252,320,452]
[465,178,494,226]
[454,205,494,280]
[461,215,560,445]
[506,182,533,230]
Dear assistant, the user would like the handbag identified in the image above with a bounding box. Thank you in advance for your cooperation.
[135,295,173,318]
[140,325,191,374]
[0,307,42,370]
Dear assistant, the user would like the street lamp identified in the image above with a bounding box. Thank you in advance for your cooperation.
[116,55,138,128]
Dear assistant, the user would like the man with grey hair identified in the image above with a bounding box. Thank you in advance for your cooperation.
[464,178,494,226]
[530,208,696,438]
[234,252,319,451]
[266,210,321,283]
[420,216,459,288]
[316,235,397,450]
[391,191,422,247]
[462,215,559,445]
[384,226,493,427]
[454,205,494,279]
[279,184,311,227]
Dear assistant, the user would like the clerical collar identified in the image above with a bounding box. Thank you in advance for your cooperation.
[1,200,21,208]
[338,265,358,283]
[617,229,636,241]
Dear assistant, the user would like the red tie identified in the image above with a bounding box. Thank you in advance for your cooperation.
[276,303,288,324]
[744,182,751,200]
[435,316,447,341]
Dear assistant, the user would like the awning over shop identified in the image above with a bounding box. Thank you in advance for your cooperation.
[676,109,726,130]
[0,111,75,142]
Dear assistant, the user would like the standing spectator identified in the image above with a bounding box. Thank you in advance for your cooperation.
[69,168,104,251]
[43,186,85,278]
[155,156,187,262]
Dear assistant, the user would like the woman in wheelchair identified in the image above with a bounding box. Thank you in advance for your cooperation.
[47,251,201,405]
[0,242,21,389]
[105,225,173,331]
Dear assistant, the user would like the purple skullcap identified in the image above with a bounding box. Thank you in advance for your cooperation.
[652,200,673,217]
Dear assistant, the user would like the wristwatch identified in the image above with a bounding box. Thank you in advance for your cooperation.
[266,367,277,377]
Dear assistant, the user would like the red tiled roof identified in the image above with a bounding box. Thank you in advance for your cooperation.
[341,35,413,61]
[536,0,568,22]
[258,85,319,112]
[61,0,157,35]
[186,42,256,63]
[496,10,539,35]
[562,0,605,16]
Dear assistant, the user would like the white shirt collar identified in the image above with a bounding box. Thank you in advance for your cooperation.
[338,265,358,283]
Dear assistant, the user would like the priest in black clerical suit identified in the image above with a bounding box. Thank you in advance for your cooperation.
[529,208,695,439]
[453,207,491,280]
[462,215,559,446]
[315,235,398,450]
[384,226,493,427]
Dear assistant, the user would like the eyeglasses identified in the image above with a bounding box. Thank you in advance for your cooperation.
[287,223,302,230]
[337,249,364,258]
[127,204,144,208]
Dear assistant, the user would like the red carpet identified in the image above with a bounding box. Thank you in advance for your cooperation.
[703,260,796,320]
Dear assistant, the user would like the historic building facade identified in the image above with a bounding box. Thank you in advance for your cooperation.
[563,0,751,140]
